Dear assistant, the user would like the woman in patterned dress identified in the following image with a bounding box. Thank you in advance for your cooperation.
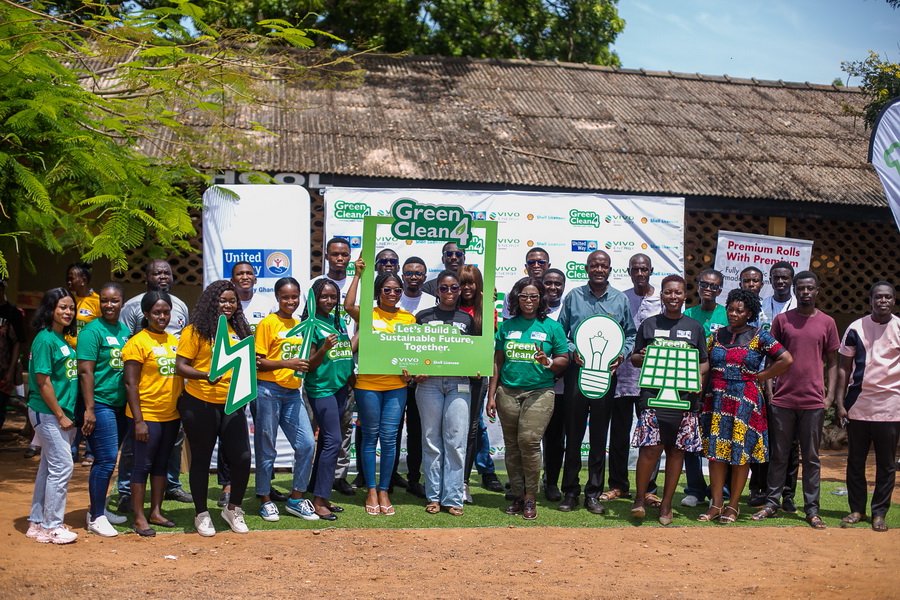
[699,288,792,523]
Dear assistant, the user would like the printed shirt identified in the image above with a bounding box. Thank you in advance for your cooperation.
[615,288,662,397]
[309,275,356,336]
[305,319,354,398]
[27,329,78,419]
[633,314,708,412]
[254,313,305,390]
[684,303,728,338]
[122,329,182,422]
[557,284,637,357]
[839,315,900,422]
[177,324,239,404]
[758,293,796,331]
[355,307,416,391]
[243,292,277,333]
[495,315,568,390]
[75,292,101,333]
[75,318,130,407]
[121,292,190,336]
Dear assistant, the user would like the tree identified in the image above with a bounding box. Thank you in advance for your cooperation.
[0,0,361,277]
[841,51,900,128]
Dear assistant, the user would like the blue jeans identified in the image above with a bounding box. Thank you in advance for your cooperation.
[86,403,126,519]
[29,409,76,528]
[254,380,315,496]
[683,452,708,500]
[308,386,349,499]
[475,413,495,475]
[355,386,406,491]
[417,376,471,507]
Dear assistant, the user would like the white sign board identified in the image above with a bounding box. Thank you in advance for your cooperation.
[714,230,813,297]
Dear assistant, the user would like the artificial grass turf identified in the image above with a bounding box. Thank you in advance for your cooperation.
[108,472,900,534]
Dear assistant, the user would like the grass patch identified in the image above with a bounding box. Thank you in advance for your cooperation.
[109,470,899,534]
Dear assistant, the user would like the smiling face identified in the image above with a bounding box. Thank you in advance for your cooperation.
[66,268,89,296]
[542,272,565,304]
[53,295,76,330]
[525,250,550,278]
[726,299,752,329]
[661,280,686,316]
[586,250,612,289]
[517,284,541,318]
[697,272,723,304]
[231,263,256,294]
[316,283,339,317]
[276,283,301,317]
[217,289,238,317]
[379,278,403,309]
[145,299,171,333]
[99,288,123,323]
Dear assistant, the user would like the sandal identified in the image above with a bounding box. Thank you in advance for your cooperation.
[644,493,662,508]
[840,512,866,528]
[425,502,440,514]
[698,505,723,522]
[599,489,627,501]
[380,504,395,516]
[872,516,888,533]
[630,505,646,518]
[807,515,827,530]
[446,506,463,516]
[365,504,380,516]
[719,506,739,524]
[149,518,176,528]
[751,506,778,522]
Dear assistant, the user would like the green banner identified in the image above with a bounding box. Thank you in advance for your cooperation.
[357,199,497,376]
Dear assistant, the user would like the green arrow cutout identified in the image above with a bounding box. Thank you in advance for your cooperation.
[884,142,900,177]
[285,288,320,380]
[210,314,258,415]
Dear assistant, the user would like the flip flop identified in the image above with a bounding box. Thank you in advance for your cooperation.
[446,506,463,516]
[149,518,177,528]
[380,504,395,516]
[807,515,827,530]
[365,504,380,516]
[133,525,156,537]
[872,516,888,532]
[840,512,866,528]
[425,502,440,514]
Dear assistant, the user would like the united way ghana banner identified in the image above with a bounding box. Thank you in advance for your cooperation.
[869,97,900,232]
[714,230,813,297]
[324,188,685,299]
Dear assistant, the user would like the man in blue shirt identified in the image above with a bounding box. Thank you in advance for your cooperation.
[556,250,636,514]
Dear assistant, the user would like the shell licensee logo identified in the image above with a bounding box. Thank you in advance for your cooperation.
[424,359,432,365]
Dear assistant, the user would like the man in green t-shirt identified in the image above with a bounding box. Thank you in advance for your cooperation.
[684,268,727,338]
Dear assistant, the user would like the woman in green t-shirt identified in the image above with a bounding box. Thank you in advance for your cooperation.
[25,287,80,545]
[487,277,569,521]
[77,282,130,537]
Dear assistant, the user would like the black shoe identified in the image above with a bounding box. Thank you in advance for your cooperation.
[408,482,427,499]
[350,475,365,489]
[391,473,409,489]
[269,487,289,502]
[481,473,504,493]
[782,497,797,514]
[585,496,606,515]
[544,484,562,502]
[327,503,344,513]
[217,491,230,507]
[558,495,579,512]
[332,478,355,496]
[318,512,338,521]
[23,447,37,459]
[748,492,767,508]
[165,488,193,503]
[117,494,133,514]
[504,491,517,501]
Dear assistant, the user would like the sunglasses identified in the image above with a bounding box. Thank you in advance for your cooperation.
[518,293,541,301]
[698,281,721,292]
[377,258,399,265]
[444,251,464,258]
[381,287,403,296]
[438,284,461,293]
[403,270,425,277]
[527,259,548,266]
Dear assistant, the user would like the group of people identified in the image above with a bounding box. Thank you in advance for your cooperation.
[21,238,899,543]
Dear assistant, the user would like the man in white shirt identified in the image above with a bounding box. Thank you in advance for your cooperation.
[231,261,276,331]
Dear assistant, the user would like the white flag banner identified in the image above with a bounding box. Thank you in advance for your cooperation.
[869,97,900,232]
[714,230,813,297]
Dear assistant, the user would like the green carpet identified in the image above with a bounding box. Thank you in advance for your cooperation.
[109,472,899,533]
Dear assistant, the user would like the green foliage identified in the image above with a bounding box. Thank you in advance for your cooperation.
[0,0,362,277]
[841,51,900,129]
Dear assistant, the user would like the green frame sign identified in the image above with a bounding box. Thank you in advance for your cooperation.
[357,199,497,376]
[639,343,702,410]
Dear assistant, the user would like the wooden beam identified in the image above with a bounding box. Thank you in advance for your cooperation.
[768,216,786,237]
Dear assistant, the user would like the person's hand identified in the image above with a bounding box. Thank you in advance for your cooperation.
[322,334,338,351]
[573,351,585,367]
[58,415,75,431]
[401,369,412,383]
[486,395,497,418]
[135,420,150,443]
[81,408,96,436]
[354,257,366,276]
[207,373,223,385]
[835,404,848,428]
[533,343,550,367]
[285,358,310,373]
[413,374,428,383]
[609,355,623,374]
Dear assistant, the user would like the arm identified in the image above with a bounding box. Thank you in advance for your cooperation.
[175,355,222,385]
[486,349,504,418]
[833,353,853,427]
[822,350,839,411]
[257,355,309,373]
[757,350,792,382]
[36,374,74,430]
[342,258,364,322]
[5,339,20,384]
[77,359,97,436]
[123,360,149,442]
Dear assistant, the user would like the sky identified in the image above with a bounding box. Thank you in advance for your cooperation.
[612,0,900,85]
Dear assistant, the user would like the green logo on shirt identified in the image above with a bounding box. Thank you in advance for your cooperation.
[157,356,176,377]
[65,357,77,380]
[505,341,537,361]
[327,339,353,360]
[109,347,123,370]
[280,341,303,361]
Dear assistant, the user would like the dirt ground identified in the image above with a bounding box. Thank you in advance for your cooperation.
[1,413,898,600]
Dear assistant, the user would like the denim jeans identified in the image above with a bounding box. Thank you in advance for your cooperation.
[254,380,315,496]
[683,452,708,500]
[474,413,496,475]
[416,376,471,507]
[355,386,406,491]
[86,403,126,519]
[29,409,76,528]
[308,386,349,499]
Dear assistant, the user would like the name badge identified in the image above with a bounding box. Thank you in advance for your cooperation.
[710,323,723,332]
[230,334,240,342]
[508,331,523,340]
[458,383,470,393]
[676,330,692,339]
[152,346,167,356]
[427,320,444,326]
[277,331,289,339]
[653,329,670,338]
[530,331,547,342]
[60,345,71,356]
[106,336,120,345]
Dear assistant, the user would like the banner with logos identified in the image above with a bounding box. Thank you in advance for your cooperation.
[713,230,813,297]
[869,97,900,232]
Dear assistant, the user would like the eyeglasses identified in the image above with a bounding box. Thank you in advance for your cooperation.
[518,293,541,301]
[698,281,721,292]
[403,270,425,278]
[381,287,403,296]
[444,251,464,258]
[438,284,461,293]
[526,259,548,266]
[377,258,398,266]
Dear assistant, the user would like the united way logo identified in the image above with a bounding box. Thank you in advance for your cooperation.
[264,250,291,277]
[571,240,598,252]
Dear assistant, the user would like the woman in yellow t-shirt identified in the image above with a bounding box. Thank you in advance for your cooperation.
[175,280,253,537]
[344,258,414,516]
[122,291,183,537]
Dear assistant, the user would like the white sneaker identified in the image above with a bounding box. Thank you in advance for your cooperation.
[25,522,42,539]
[463,483,473,504]
[104,509,127,525]
[194,511,216,537]
[86,514,119,537]
[37,525,78,544]
[222,506,249,533]
[259,501,280,522]
[681,495,700,508]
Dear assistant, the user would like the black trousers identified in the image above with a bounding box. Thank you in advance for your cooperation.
[561,367,630,498]
[766,406,823,515]
[464,377,488,483]
[846,419,900,518]
[541,392,566,488]
[178,392,251,514]
[394,384,423,484]
[749,405,800,500]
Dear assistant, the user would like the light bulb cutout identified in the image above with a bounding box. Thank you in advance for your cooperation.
[573,315,625,399]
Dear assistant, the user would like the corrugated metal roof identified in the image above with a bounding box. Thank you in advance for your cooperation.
[145,54,884,206]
